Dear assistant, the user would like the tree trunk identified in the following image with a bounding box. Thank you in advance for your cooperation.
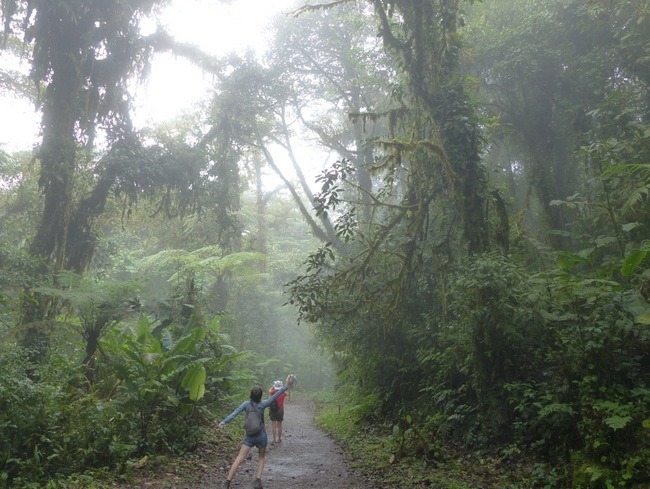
[29,5,84,270]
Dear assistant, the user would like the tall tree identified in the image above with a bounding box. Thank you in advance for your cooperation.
[271,1,394,224]
[198,53,343,246]
[369,0,489,254]
[0,0,172,272]
[466,0,649,251]
[285,0,492,415]
[287,0,491,314]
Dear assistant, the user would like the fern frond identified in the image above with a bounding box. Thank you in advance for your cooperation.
[538,403,575,418]
[622,184,650,213]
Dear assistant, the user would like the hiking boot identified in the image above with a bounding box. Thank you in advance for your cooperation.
[253,477,263,489]
[223,479,231,488]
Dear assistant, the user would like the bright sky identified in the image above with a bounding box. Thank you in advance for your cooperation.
[0,52,39,151]
[0,0,299,152]
[133,0,299,126]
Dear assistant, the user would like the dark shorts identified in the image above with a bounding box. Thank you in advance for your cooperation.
[269,407,284,422]
[242,430,268,448]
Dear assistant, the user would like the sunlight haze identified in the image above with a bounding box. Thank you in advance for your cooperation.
[133,0,298,124]
[1,0,299,151]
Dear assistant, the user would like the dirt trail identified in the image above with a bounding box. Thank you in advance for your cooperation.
[192,396,375,488]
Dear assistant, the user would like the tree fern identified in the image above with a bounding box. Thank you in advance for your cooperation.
[601,163,650,213]
[622,183,650,214]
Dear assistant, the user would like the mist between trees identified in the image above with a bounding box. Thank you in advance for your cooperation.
[0,0,648,488]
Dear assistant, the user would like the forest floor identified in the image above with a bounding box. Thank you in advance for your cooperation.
[113,396,378,489]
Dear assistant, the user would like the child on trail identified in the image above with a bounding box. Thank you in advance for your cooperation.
[218,374,295,489]
[268,380,287,444]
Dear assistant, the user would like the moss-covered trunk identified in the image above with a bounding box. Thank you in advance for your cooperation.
[29,4,84,271]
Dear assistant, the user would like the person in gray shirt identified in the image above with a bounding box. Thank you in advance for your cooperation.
[218,374,295,489]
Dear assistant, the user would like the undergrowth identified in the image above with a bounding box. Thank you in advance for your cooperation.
[312,390,536,489]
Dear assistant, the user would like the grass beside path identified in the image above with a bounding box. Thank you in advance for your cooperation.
[312,390,531,489]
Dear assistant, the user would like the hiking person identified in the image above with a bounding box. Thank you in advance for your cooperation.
[268,380,287,444]
[218,374,295,489]
[286,373,297,402]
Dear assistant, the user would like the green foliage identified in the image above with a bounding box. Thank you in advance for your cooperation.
[314,388,513,488]
[414,253,548,443]
[0,311,242,487]
[500,270,649,486]
[101,315,241,453]
[1,0,648,487]
[306,238,649,487]
[0,348,124,487]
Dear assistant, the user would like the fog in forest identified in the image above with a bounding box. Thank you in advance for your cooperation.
[1,0,648,487]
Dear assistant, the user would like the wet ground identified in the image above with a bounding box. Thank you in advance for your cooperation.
[191,396,374,488]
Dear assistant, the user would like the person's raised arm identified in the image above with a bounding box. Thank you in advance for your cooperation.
[260,376,294,408]
[218,400,248,429]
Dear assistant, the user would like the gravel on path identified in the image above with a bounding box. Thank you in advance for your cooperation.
[196,396,375,488]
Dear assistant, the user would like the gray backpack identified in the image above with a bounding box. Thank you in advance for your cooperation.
[243,401,263,436]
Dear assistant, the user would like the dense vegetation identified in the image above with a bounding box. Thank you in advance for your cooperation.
[1,0,648,487]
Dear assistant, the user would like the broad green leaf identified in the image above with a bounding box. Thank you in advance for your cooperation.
[136,316,152,344]
[635,312,650,325]
[577,247,596,258]
[147,338,163,354]
[621,250,647,277]
[557,251,588,270]
[622,222,641,232]
[172,335,198,354]
[594,236,617,248]
[182,364,207,402]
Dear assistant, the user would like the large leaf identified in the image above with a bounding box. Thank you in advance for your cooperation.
[182,364,207,402]
[636,312,650,325]
[621,250,647,277]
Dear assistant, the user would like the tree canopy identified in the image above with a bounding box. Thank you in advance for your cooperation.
[0,1,648,488]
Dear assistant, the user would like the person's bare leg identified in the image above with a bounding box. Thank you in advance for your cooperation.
[227,444,252,481]
[256,446,267,478]
[277,421,283,442]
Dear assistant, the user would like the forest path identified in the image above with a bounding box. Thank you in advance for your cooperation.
[189,396,375,488]
[188,397,372,489]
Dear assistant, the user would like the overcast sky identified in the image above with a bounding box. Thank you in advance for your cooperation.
[0,0,299,152]
[133,0,299,126]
